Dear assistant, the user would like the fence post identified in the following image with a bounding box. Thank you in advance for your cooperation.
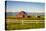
[22,20,24,24]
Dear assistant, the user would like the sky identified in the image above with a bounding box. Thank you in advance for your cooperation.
[6,1,45,13]
[6,0,44,3]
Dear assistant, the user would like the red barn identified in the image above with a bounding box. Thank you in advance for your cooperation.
[16,11,27,19]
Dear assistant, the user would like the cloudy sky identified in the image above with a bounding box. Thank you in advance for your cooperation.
[6,1,45,13]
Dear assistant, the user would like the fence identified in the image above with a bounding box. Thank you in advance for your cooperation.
[6,19,44,24]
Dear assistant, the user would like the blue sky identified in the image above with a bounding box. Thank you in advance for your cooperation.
[7,1,45,12]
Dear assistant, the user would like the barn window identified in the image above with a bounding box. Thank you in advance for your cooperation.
[23,15,25,18]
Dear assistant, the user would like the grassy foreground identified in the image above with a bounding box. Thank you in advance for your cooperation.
[6,16,45,30]
[6,19,45,30]
[6,22,44,30]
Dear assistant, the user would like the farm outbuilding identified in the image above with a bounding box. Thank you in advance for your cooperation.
[16,11,27,18]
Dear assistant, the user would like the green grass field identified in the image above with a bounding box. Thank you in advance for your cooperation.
[6,19,45,30]
[7,23,44,30]
[6,16,45,30]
